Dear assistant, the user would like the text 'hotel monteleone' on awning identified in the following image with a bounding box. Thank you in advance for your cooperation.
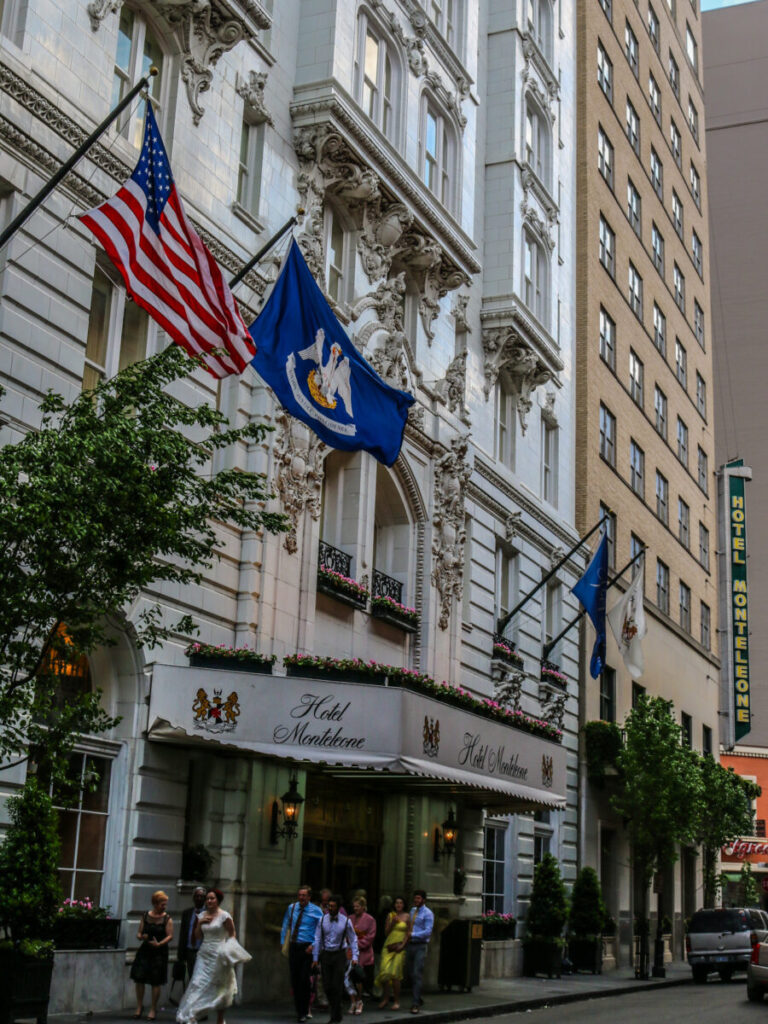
[147,665,566,812]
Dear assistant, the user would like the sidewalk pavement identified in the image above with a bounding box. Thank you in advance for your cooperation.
[48,963,692,1024]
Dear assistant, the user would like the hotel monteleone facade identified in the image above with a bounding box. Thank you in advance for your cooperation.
[0,0,579,1011]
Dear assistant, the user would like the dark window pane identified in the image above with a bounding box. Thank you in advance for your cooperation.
[82,758,111,812]
[58,810,79,869]
[76,813,108,870]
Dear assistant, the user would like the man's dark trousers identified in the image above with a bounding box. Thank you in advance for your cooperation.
[289,942,313,1020]
[320,949,347,1023]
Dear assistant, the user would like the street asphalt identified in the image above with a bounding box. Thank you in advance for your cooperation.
[46,963,694,1024]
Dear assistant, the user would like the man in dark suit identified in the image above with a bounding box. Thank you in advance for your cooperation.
[177,886,206,981]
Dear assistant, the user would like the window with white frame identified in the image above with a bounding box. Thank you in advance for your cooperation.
[678,497,690,548]
[629,349,644,406]
[600,403,616,465]
[495,545,519,632]
[325,205,349,303]
[83,264,152,390]
[696,371,706,416]
[600,306,616,369]
[523,230,548,322]
[679,580,691,632]
[544,581,561,650]
[355,13,398,140]
[421,99,456,210]
[656,470,668,524]
[53,750,114,903]
[113,6,165,150]
[667,0,677,18]
[694,300,705,347]
[692,230,703,274]
[649,73,661,123]
[527,0,553,59]
[525,101,550,184]
[688,96,699,142]
[690,161,701,208]
[483,824,507,913]
[599,215,615,277]
[625,20,639,75]
[0,0,27,44]
[630,439,644,497]
[650,146,663,198]
[670,119,682,167]
[628,262,643,319]
[656,558,669,613]
[427,0,462,51]
[700,601,711,648]
[699,522,710,570]
[674,262,685,312]
[599,0,613,22]
[653,302,666,355]
[672,189,683,236]
[601,502,617,568]
[677,416,688,465]
[495,375,516,470]
[652,222,664,275]
[236,119,265,219]
[626,98,640,154]
[654,384,667,438]
[542,417,558,505]
[669,51,680,98]
[533,809,553,864]
[697,445,708,492]
[686,23,698,72]
[675,338,686,388]
[598,126,614,188]
[598,42,613,102]
[648,4,660,48]
[627,178,642,235]
[630,532,644,579]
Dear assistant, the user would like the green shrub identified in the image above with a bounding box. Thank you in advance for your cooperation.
[583,720,623,784]
[525,853,568,944]
[569,867,606,939]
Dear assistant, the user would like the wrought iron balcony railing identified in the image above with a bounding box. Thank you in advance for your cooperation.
[318,540,352,578]
[372,568,403,605]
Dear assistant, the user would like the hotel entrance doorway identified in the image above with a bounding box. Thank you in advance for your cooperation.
[301,775,383,909]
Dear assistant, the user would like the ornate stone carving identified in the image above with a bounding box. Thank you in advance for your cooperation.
[505,511,523,542]
[542,390,557,426]
[424,69,467,131]
[358,202,413,283]
[521,197,555,253]
[87,0,123,31]
[434,350,467,418]
[408,404,426,431]
[350,272,405,333]
[481,328,553,434]
[296,204,326,282]
[236,70,274,126]
[493,669,524,711]
[369,331,412,391]
[451,293,471,333]
[549,545,565,569]
[540,688,567,730]
[431,436,472,630]
[273,411,326,554]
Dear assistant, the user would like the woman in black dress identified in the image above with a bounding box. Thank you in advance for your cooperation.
[131,890,174,1020]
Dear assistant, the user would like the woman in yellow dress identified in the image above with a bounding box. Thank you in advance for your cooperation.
[376,896,411,1010]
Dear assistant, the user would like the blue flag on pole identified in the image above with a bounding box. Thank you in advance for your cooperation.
[571,532,609,679]
[248,240,415,466]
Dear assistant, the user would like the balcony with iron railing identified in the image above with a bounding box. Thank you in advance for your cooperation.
[317,541,368,609]
[371,568,418,632]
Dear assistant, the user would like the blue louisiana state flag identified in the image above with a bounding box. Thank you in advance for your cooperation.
[571,531,609,679]
[248,240,414,466]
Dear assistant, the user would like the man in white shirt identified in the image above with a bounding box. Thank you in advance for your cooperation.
[312,895,359,1024]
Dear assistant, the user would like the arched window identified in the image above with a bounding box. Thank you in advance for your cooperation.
[113,6,166,149]
[420,97,458,213]
[354,9,401,141]
[425,0,465,55]
[527,0,553,61]
[523,230,548,324]
[524,99,551,186]
[373,463,412,601]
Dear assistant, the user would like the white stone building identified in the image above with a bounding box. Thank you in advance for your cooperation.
[0,0,579,1009]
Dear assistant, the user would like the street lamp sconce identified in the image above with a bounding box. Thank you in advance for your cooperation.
[270,773,305,844]
[433,808,458,861]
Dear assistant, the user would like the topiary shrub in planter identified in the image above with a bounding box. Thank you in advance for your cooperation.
[0,779,61,1024]
[523,853,569,978]
[568,867,606,973]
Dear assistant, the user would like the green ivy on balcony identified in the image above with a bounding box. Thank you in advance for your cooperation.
[583,720,624,785]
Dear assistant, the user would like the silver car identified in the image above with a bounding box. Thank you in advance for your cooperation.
[686,907,768,983]
[747,939,768,1001]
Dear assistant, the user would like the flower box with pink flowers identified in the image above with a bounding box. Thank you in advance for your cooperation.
[186,642,276,674]
[53,899,120,950]
[371,595,420,632]
[317,565,369,609]
[540,661,567,687]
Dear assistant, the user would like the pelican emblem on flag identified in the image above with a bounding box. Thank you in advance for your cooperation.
[299,329,354,416]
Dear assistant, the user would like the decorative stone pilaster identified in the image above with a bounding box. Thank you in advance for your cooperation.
[435,350,469,421]
[272,411,326,554]
[431,436,472,630]
[481,328,554,434]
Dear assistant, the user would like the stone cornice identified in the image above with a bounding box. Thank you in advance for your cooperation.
[522,33,559,98]
[290,82,480,277]
[472,454,582,556]
[397,0,474,92]
[480,301,563,375]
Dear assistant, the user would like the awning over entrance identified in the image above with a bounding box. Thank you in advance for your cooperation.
[147,664,566,810]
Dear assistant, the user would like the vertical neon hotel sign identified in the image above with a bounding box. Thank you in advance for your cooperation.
[729,465,750,741]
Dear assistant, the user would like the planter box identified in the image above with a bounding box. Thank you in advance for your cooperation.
[285,665,387,685]
[317,579,368,610]
[1,949,54,1024]
[602,935,617,971]
[371,604,419,633]
[492,652,525,671]
[569,937,603,973]
[189,654,273,674]
[49,948,127,1014]
[483,921,517,941]
[482,938,523,979]
[523,939,563,978]
[53,917,121,950]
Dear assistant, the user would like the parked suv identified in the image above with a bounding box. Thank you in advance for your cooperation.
[686,907,768,983]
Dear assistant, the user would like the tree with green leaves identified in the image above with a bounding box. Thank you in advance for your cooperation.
[739,861,761,908]
[693,755,759,907]
[569,866,606,940]
[611,695,704,977]
[0,346,286,784]
[525,852,569,945]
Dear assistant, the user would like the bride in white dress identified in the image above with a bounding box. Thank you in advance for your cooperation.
[176,889,251,1024]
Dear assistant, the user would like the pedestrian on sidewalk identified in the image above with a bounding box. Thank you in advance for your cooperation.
[376,896,410,1011]
[177,887,206,984]
[130,890,174,1021]
[282,885,324,1023]
[313,895,360,1024]
[347,897,376,1011]
[405,890,434,1015]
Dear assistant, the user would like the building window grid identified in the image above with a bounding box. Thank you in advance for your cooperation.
[680,581,692,633]
[626,98,640,154]
[656,559,670,614]
[482,825,506,914]
[681,711,693,747]
[694,300,705,348]
[628,262,643,319]
[598,43,614,102]
[703,724,712,755]
[625,21,639,76]
[696,371,706,416]
[653,303,666,355]
[677,417,688,466]
[670,120,682,167]
[630,439,645,497]
[697,445,708,493]
[627,178,642,235]
[629,349,644,406]
[599,0,613,19]
[669,52,680,99]
[656,470,669,524]
[356,19,396,138]
[692,230,703,274]
[598,126,614,188]
[600,306,616,369]
[600,666,617,722]
[53,752,112,903]
[651,147,664,198]
[649,73,661,123]
[700,601,711,649]
[699,522,710,570]
[690,162,701,208]
[648,4,660,49]
[688,96,699,141]
[652,222,665,275]
[675,338,687,388]
[678,497,690,548]
[672,190,684,237]
[654,385,667,439]
[686,23,699,73]
[600,403,616,466]
[674,263,686,313]
[630,533,644,580]
[599,215,616,277]
[601,502,617,568]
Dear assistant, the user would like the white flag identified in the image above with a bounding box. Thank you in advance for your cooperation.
[607,566,647,678]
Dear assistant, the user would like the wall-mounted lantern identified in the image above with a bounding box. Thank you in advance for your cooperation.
[433,808,458,861]
[270,773,305,844]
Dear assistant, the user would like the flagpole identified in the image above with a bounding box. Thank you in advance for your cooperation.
[0,68,159,255]
[542,549,645,661]
[496,512,611,635]
[228,212,302,290]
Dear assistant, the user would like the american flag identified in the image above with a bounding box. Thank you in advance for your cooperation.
[79,106,255,378]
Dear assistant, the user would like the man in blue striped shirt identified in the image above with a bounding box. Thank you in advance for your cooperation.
[282,886,324,1023]
[312,895,360,1024]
